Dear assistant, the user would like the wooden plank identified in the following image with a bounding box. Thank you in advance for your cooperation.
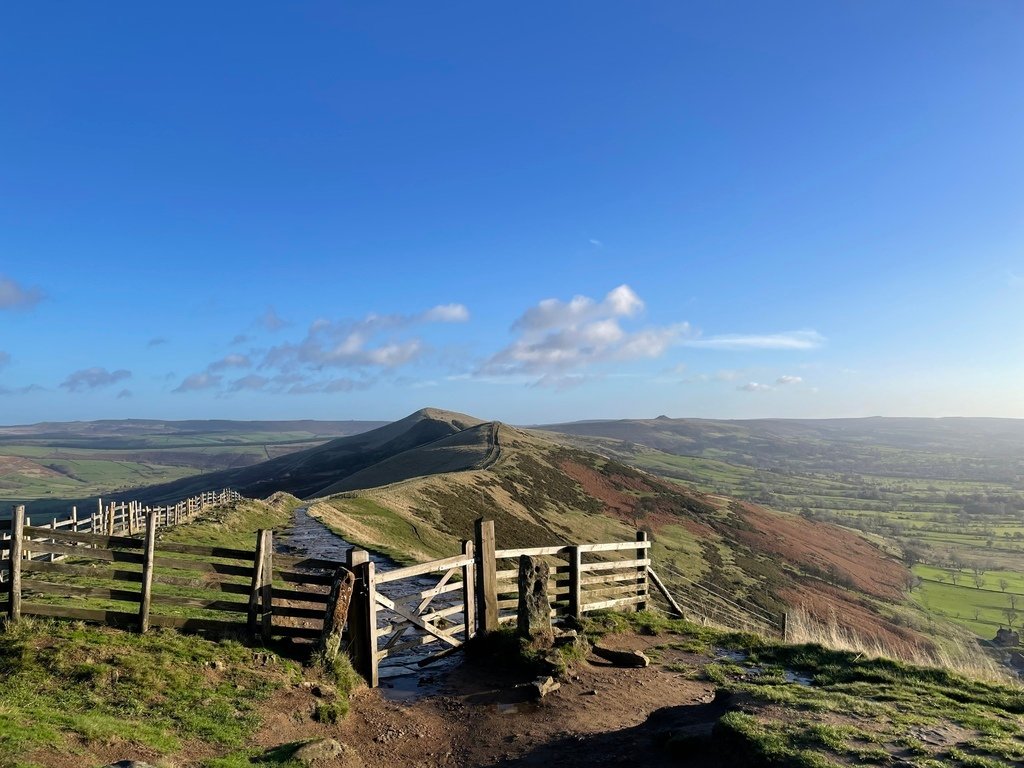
[577,540,651,553]
[388,580,462,603]
[139,512,157,632]
[636,531,648,611]
[154,541,256,561]
[22,559,142,581]
[647,568,685,618]
[365,561,379,687]
[375,592,460,648]
[568,545,581,620]
[581,595,645,612]
[582,583,644,600]
[494,545,570,558]
[374,554,475,584]
[9,505,24,621]
[579,572,642,587]
[20,579,141,603]
[578,558,650,573]
[20,540,145,564]
[346,549,371,681]
[249,529,268,637]
[259,530,273,641]
[461,539,475,640]
[474,519,498,634]
[21,602,137,626]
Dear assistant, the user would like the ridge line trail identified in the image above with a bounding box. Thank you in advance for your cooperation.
[477,422,502,470]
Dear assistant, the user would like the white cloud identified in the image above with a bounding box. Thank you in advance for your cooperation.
[482,285,687,381]
[589,239,604,248]
[421,303,470,323]
[739,382,772,392]
[60,367,132,392]
[776,375,803,385]
[685,330,825,351]
[0,276,43,310]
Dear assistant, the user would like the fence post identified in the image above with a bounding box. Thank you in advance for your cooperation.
[568,544,582,620]
[461,539,476,639]
[636,530,649,611]
[107,503,114,537]
[345,548,375,684]
[249,529,269,639]
[364,561,378,687]
[474,519,498,634]
[138,511,157,632]
[71,506,78,532]
[8,505,24,622]
[259,530,274,641]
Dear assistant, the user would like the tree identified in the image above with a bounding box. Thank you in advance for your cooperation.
[999,578,1010,593]
[973,574,986,590]
[1003,606,1019,630]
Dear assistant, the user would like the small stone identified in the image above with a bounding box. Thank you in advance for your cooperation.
[529,675,561,699]
[293,738,363,768]
[103,762,158,768]
[208,660,226,671]
[592,644,650,668]
[582,689,597,696]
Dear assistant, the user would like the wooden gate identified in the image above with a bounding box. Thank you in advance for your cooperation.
[347,542,476,686]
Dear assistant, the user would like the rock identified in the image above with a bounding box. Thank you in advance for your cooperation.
[317,568,356,661]
[582,689,598,696]
[517,555,553,646]
[103,762,158,768]
[592,644,650,668]
[293,738,363,768]
[207,660,225,671]
[528,675,561,699]
[994,627,1020,648]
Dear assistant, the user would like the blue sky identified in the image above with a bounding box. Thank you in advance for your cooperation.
[2,2,1023,424]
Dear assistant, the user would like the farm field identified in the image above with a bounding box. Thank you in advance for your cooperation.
[0,418,384,514]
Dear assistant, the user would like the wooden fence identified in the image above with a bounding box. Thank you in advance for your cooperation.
[0,489,241,582]
[2,508,653,687]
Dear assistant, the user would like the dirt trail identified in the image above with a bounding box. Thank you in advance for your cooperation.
[252,633,720,768]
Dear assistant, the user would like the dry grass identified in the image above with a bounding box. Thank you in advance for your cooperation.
[784,606,1015,684]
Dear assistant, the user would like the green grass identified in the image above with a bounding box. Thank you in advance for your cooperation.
[597,612,1024,768]
[0,618,301,767]
[912,565,1024,637]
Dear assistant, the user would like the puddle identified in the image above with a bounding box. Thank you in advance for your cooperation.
[712,648,812,686]
[280,508,461,702]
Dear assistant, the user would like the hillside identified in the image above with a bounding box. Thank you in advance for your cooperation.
[301,418,938,658]
[129,408,486,503]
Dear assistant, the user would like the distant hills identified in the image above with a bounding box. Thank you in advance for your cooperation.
[537,416,1024,483]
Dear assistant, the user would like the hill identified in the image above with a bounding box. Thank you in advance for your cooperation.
[301,418,940,658]
[129,408,486,503]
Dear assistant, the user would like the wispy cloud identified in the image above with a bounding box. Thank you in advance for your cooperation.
[146,337,168,348]
[0,276,44,310]
[117,389,133,399]
[60,367,132,393]
[685,330,825,351]
[589,239,604,248]
[739,381,772,392]
[208,353,251,372]
[258,307,289,332]
[1009,271,1024,288]
[0,383,44,396]
[174,372,222,393]
[776,374,803,385]
[481,285,689,381]
[0,351,9,369]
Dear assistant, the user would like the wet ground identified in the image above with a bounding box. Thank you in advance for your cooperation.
[278,507,462,699]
